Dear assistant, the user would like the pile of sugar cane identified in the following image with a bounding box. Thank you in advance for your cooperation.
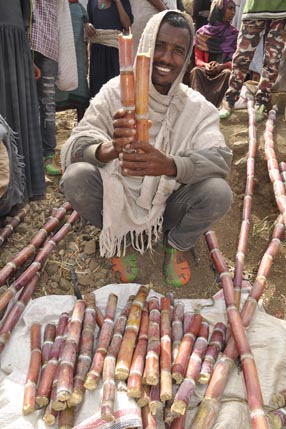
[21,284,227,429]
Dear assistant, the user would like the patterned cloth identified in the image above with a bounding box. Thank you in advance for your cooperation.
[30,0,58,61]
[242,0,286,20]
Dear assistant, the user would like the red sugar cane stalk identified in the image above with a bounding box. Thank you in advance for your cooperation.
[198,322,226,384]
[0,201,72,286]
[234,95,257,308]
[101,295,134,421]
[171,321,209,417]
[115,284,149,380]
[145,296,161,386]
[0,273,40,353]
[171,301,185,366]
[41,322,56,368]
[56,299,86,403]
[127,301,149,399]
[0,203,30,246]
[0,209,79,314]
[67,293,97,407]
[36,312,69,408]
[22,322,42,415]
[85,293,118,390]
[160,296,172,401]
[172,312,202,385]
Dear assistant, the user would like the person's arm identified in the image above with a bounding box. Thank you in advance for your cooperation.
[194,46,208,67]
[147,0,168,11]
[114,0,132,30]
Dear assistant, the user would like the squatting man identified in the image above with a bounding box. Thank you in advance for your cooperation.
[60,10,233,288]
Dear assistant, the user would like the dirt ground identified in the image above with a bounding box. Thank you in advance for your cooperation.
[1,106,286,319]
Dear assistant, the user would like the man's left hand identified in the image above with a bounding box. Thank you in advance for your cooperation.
[119,142,177,177]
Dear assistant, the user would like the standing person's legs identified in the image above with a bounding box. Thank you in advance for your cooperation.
[255,19,286,109]
[220,19,266,119]
[34,52,61,175]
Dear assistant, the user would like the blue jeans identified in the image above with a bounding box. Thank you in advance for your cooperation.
[34,52,58,156]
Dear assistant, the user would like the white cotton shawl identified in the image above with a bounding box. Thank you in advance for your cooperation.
[61,10,227,258]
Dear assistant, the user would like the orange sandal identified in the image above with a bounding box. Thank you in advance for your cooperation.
[111,252,138,283]
[163,245,191,287]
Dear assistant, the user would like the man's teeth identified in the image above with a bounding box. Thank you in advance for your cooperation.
[156,66,171,72]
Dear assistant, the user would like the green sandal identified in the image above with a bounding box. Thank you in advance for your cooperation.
[111,252,138,283]
[44,154,62,176]
[163,245,191,287]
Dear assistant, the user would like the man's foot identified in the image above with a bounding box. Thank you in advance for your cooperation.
[163,244,191,287]
[44,154,62,176]
[111,252,138,283]
[219,100,233,120]
[255,104,266,123]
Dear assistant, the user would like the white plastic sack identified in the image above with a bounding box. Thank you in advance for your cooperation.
[56,0,78,91]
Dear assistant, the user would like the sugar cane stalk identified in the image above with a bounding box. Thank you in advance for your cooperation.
[266,407,286,429]
[171,321,209,417]
[59,406,75,429]
[22,322,42,415]
[119,31,135,121]
[135,53,150,144]
[0,201,72,286]
[115,284,149,380]
[234,95,257,308]
[36,312,70,408]
[67,293,97,407]
[145,296,161,386]
[171,301,185,366]
[101,294,134,421]
[0,203,30,246]
[127,301,149,398]
[0,273,40,353]
[0,209,79,314]
[149,383,163,417]
[141,403,157,429]
[198,322,226,384]
[172,312,202,384]
[85,293,118,390]
[56,299,86,403]
[42,322,57,368]
[160,296,172,401]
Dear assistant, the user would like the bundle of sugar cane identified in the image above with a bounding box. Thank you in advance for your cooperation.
[171,312,202,384]
[190,228,284,429]
[85,293,118,390]
[0,273,40,353]
[198,322,226,384]
[115,284,149,380]
[36,312,70,408]
[67,293,97,407]
[0,203,30,247]
[160,296,172,401]
[22,322,42,415]
[234,94,257,307]
[101,295,134,421]
[171,321,209,417]
[55,299,86,405]
[192,217,284,429]
[145,296,161,386]
[127,301,149,398]
[0,201,72,286]
[0,209,79,315]
[171,301,185,366]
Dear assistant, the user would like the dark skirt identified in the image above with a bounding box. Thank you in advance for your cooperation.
[0,24,46,199]
[189,67,231,108]
[89,44,119,97]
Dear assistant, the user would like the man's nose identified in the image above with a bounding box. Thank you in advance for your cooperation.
[161,49,172,63]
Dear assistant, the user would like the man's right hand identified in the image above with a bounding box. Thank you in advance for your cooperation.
[112,109,136,153]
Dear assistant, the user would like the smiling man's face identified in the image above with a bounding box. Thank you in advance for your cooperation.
[152,21,190,95]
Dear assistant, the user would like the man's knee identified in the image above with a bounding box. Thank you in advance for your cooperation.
[204,178,233,218]
[61,162,98,204]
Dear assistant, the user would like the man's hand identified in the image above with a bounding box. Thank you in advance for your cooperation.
[119,142,177,177]
[112,109,136,153]
[85,22,97,37]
